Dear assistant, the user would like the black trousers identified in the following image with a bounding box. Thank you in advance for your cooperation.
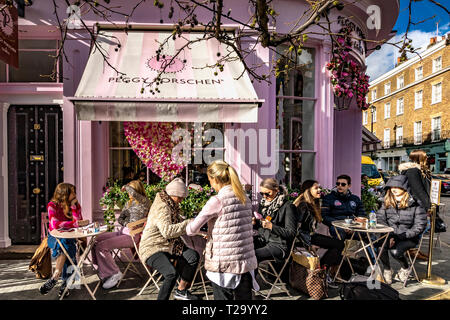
[378,235,418,269]
[211,272,253,300]
[253,237,286,262]
[146,247,199,300]
[311,234,345,267]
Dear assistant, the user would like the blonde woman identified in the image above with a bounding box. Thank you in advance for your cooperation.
[376,175,427,284]
[92,180,151,289]
[40,183,83,297]
[186,160,258,300]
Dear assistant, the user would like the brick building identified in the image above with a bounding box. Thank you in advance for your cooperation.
[364,34,450,173]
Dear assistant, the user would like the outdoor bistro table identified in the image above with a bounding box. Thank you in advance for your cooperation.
[331,220,394,283]
[50,226,107,300]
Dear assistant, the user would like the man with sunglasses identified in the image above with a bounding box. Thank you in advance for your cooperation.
[321,174,366,239]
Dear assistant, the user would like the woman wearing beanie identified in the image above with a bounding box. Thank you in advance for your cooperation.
[376,174,427,284]
[185,160,258,300]
[253,178,298,263]
[91,180,151,290]
[138,177,199,300]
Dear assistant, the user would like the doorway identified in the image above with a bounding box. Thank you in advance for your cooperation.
[7,105,63,244]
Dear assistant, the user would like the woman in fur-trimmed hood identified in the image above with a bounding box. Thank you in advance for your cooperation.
[398,150,432,211]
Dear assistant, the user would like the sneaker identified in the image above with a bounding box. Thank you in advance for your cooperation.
[326,273,339,289]
[58,281,70,298]
[102,271,123,289]
[395,267,410,283]
[173,289,200,300]
[39,279,57,295]
[383,268,393,285]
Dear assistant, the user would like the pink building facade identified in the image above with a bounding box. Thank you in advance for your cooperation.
[0,0,399,246]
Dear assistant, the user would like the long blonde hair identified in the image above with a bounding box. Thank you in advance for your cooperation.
[384,188,410,209]
[293,180,322,222]
[51,183,76,219]
[409,149,431,179]
[127,180,146,204]
[207,160,247,204]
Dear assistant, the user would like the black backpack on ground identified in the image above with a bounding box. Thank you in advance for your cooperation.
[339,275,401,300]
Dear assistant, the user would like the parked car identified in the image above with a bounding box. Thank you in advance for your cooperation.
[431,174,450,195]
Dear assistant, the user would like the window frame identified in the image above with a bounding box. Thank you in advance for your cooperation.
[432,117,441,141]
[397,75,404,89]
[432,82,442,104]
[384,128,390,148]
[396,97,404,115]
[415,66,423,81]
[396,126,403,146]
[1,39,62,83]
[363,111,368,125]
[371,89,377,101]
[384,102,391,119]
[384,82,391,95]
[414,121,422,145]
[432,56,442,73]
[415,90,423,109]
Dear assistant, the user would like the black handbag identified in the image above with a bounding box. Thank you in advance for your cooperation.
[435,213,447,233]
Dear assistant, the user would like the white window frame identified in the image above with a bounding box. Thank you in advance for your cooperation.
[397,75,404,89]
[396,98,404,115]
[414,121,422,145]
[432,82,442,104]
[396,126,403,146]
[363,111,368,125]
[432,117,441,142]
[371,89,377,101]
[415,66,423,81]
[433,56,442,73]
[385,82,391,95]
[384,128,390,148]
[372,108,377,123]
[384,102,390,119]
[415,90,423,109]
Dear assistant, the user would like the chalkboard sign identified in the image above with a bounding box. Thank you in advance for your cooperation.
[430,179,441,206]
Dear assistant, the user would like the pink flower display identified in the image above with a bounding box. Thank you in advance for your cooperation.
[124,122,187,181]
[326,26,370,110]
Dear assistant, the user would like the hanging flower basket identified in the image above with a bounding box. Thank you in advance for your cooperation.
[334,94,354,111]
[326,26,370,111]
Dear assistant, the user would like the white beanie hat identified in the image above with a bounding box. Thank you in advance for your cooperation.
[165,178,188,198]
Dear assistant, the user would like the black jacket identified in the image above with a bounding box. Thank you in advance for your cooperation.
[255,200,298,252]
[321,190,366,227]
[376,198,427,240]
[398,162,431,211]
[296,202,318,247]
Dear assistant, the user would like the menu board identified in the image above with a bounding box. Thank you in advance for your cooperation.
[430,179,441,206]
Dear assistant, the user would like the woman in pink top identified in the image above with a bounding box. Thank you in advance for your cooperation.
[39,183,83,297]
[186,160,258,300]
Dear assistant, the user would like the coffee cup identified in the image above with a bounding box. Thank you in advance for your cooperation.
[344,218,353,225]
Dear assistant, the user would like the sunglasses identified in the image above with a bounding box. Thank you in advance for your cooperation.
[260,192,271,197]
[336,182,348,187]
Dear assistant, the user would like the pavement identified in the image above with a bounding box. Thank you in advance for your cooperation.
[1,197,449,301]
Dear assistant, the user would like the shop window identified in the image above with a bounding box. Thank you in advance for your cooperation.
[275,47,316,188]
[2,39,62,83]
[108,122,224,186]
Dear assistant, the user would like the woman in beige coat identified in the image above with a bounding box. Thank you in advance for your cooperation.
[138,178,199,300]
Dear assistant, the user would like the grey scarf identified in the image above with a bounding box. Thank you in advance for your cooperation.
[260,193,287,221]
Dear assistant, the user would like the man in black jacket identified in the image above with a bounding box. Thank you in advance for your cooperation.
[321,174,366,239]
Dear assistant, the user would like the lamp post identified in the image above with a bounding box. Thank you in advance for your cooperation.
[370,105,376,158]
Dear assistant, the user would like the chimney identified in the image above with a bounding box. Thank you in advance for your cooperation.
[430,37,437,45]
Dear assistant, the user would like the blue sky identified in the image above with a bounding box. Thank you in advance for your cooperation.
[366,0,449,81]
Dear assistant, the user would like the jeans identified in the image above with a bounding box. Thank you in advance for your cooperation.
[47,234,77,282]
[146,248,199,300]
[211,272,253,300]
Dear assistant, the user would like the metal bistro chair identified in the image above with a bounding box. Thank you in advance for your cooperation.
[126,218,162,296]
[402,228,427,288]
[115,222,145,288]
[188,250,210,300]
[255,239,296,300]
